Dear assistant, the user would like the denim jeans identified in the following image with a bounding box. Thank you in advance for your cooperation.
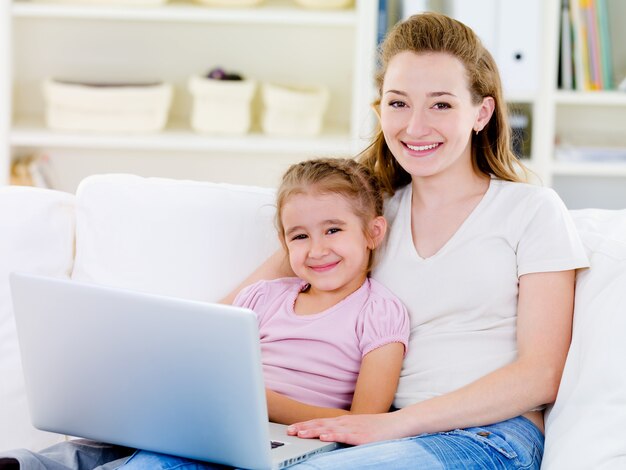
[119,415,543,470]
[292,416,543,469]
[0,440,134,470]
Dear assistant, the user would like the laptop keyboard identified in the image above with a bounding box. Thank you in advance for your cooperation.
[271,440,285,449]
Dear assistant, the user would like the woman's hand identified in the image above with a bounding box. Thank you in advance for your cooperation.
[286,411,407,446]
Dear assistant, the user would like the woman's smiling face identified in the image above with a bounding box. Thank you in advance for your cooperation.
[380,51,493,181]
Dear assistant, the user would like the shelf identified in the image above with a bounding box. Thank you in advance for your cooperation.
[504,93,538,104]
[552,162,626,177]
[554,90,626,106]
[10,118,356,155]
[11,0,357,26]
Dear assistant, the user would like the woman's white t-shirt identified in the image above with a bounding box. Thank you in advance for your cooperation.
[372,178,589,409]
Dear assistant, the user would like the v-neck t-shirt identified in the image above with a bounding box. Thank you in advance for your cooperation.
[373,178,589,409]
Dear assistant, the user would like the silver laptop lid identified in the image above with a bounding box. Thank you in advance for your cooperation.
[10,272,274,470]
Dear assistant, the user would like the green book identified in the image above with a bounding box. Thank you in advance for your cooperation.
[596,0,614,89]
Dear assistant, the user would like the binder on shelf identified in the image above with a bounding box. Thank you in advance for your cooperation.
[494,0,541,97]
[401,0,429,20]
[448,0,497,63]
[378,0,388,46]
[449,0,540,97]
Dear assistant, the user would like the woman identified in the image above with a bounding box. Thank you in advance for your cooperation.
[233,12,589,469]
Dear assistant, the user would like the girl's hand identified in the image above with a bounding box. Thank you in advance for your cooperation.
[286,411,406,446]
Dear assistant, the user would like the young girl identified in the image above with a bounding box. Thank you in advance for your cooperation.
[115,158,410,468]
[248,157,410,424]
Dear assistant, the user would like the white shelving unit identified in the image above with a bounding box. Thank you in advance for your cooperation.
[1,0,378,190]
[3,0,626,208]
[539,0,626,209]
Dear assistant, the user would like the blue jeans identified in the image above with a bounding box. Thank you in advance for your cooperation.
[119,416,543,469]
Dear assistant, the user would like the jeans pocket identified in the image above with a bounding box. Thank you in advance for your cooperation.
[449,429,519,460]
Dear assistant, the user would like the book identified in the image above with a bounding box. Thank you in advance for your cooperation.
[560,0,574,89]
[377,0,388,47]
[570,0,591,90]
[596,0,614,89]
[583,0,602,90]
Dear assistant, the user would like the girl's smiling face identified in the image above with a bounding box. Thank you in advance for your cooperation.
[380,51,494,181]
[281,190,384,300]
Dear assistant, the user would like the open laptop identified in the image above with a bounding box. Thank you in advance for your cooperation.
[10,272,339,470]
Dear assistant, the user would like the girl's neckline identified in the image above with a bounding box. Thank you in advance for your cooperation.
[290,278,369,319]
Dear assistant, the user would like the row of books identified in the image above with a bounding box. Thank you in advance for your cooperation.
[559,0,615,90]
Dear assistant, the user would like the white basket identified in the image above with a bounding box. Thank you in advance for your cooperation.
[192,0,264,6]
[34,0,169,5]
[293,0,353,9]
[43,79,173,133]
[261,83,329,137]
[188,75,257,135]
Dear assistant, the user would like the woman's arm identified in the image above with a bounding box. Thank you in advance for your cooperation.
[268,342,405,425]
[287,270,576,444]
[220,249,293,305]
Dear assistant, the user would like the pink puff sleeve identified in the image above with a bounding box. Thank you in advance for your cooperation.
[357,282,411,357]
[232,280,269,317]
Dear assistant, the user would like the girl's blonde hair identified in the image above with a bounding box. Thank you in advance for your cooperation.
[360,12,529,195]
[276,158,384,271]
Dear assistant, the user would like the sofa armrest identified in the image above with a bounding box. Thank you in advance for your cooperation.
[542,209,626,469]
[0,186,75,452]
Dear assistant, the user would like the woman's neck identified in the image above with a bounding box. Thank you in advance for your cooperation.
[410,168,490,210]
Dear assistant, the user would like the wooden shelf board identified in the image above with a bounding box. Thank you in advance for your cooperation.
[10,118,356,155]
[12,1,357,26]
[552,162,626,177]
[554,91,626,107]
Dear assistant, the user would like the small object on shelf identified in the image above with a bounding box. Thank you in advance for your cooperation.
[293,0,354,9]
[509,109,531,159]
[32,0,169,5]
[206,67,243,81]
[42,78,173,133]
[192,0,264,7]
[10,154,56,188]
[188,73,257,135]
[261,83,329,137]
[618,76,626,92]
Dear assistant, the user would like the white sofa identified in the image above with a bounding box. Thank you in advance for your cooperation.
[1,174,625,469]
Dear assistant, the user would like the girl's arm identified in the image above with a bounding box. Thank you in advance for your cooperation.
[267,342,405,425]
[220,249,294,305]
[287,270,576,444]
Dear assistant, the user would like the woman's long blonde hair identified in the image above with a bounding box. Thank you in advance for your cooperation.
[360,12,528,195]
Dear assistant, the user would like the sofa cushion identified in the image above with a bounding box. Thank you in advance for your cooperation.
[72,174,279,301]
[0,186,75,452]
[542,209,626,470]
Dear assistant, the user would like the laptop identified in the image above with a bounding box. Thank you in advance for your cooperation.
[9,272,339,470]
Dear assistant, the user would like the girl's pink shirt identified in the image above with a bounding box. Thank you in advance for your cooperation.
[233,277,410,410]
